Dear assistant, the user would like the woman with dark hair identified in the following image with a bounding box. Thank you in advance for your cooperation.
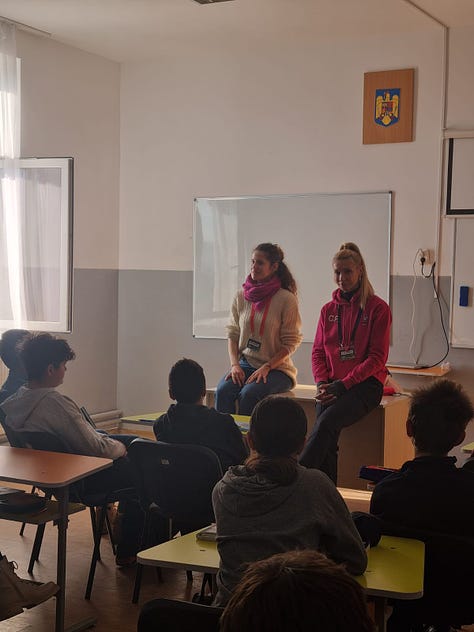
[220,549,375,632]
[299,242,391,484]
[215,243,302,415]
[212,396,367,606]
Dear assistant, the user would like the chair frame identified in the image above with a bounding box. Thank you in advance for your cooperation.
[128,439,223,604]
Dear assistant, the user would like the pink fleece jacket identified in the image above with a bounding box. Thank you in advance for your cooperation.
[312,289,391,389]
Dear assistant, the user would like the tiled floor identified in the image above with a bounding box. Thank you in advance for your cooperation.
[1,500,205,631]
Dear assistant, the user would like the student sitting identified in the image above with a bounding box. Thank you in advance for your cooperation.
[370,379,474,631]
[220,549,375,632]
[1,333,143,567]
[153,358,248,472]
[212,396,367,606]
[370,380,474,536]
[0,329,29,408]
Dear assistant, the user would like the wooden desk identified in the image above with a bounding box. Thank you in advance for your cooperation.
[0,446,112,632]
[462,441,474,453]
[386,365,450,378]
[138,531,424,632]
[206,387,412,490]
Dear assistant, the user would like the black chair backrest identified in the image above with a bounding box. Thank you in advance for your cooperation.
[138,598,223,632]
[18,430,71,454]
[383,523,474,624]
[0,414,28,448]
[128,439,223,528]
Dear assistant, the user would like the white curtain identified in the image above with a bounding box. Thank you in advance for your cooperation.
[0,22,65,328]
[0,21,25,324]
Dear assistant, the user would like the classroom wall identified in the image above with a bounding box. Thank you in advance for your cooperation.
[13,12,474,464]
[118,15,455,414]
[17,31,121,412]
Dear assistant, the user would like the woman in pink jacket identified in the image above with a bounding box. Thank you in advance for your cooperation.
[299,243,391,484]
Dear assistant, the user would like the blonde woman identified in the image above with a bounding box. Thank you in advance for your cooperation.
[299,243,391,483]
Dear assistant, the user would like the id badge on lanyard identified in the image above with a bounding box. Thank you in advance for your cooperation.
[338,305,362,361]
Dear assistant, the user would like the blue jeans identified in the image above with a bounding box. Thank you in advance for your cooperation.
[214,358,293,416]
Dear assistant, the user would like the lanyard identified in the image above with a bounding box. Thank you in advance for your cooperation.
[337,304,362,349]
[250,300,271,337]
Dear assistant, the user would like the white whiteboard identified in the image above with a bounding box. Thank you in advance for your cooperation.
[451,218,474,348]
[193,192,392,342]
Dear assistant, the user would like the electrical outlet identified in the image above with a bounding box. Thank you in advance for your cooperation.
[419,249,432,265]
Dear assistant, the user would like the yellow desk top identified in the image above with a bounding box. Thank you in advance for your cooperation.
[462,441,474,453]
[138,531,424,600]
[121,412,250,425]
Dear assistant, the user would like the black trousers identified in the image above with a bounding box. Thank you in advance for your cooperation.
[82,456,143,557]
[299,377,383,484]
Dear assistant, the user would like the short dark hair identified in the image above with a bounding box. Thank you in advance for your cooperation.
[20,333,75,381]
[220,550,375,632]
[409,379,474,455]
[168,358,206,404]
[0,329,29,369]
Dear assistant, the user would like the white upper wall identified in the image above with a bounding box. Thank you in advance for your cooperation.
[119,25,445,275]
[17,31,120,270]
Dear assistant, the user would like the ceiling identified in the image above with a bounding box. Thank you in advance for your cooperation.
[0,0,473,63]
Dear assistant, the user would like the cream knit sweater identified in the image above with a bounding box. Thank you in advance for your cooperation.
[226,288,302,386]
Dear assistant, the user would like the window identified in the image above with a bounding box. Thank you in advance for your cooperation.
[0,157,74,331]
[0,21,74,333]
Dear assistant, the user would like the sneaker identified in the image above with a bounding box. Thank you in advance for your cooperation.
[0,557,59,621]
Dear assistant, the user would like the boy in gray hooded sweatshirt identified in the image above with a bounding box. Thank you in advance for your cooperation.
[212,396,367,606]
[1,333,142,566]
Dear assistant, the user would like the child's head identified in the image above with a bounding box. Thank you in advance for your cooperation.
[246,396,307,485]
[248,396,307,457]
[220,549,375,632]
[0,329,29,370]
[20,333,75,384]
[168,358,206,404]
[408,379,474,456]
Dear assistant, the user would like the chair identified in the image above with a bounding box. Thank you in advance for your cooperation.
[17,429,135,599]
[137,598,223,632]
[0,415,51,539]
[128,439,223,603]
[383,525,474,630]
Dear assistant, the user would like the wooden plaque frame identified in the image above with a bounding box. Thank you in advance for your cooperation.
[363,68,414,144]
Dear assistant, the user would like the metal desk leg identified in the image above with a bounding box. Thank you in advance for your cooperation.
[56,487,96,632]
[373,596,387,632]
[56,486,68,632]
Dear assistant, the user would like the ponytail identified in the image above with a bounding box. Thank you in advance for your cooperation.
[245,454,299,486]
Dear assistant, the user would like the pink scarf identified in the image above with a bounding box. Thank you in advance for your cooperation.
[242,274,281,311]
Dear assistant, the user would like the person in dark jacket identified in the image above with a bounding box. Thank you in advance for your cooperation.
[153,358,247,472]
[0,329,29,408]
[370,379,474,631]
[370,379,474,536]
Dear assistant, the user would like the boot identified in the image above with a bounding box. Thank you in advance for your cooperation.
[0,556,59,621]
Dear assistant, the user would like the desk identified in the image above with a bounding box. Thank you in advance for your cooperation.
[119,412,250,436]
[462,441,474,453]
[0,446,112,632]
[386,365,450,378]
[138,531,424,632]
[206,387,412,490]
